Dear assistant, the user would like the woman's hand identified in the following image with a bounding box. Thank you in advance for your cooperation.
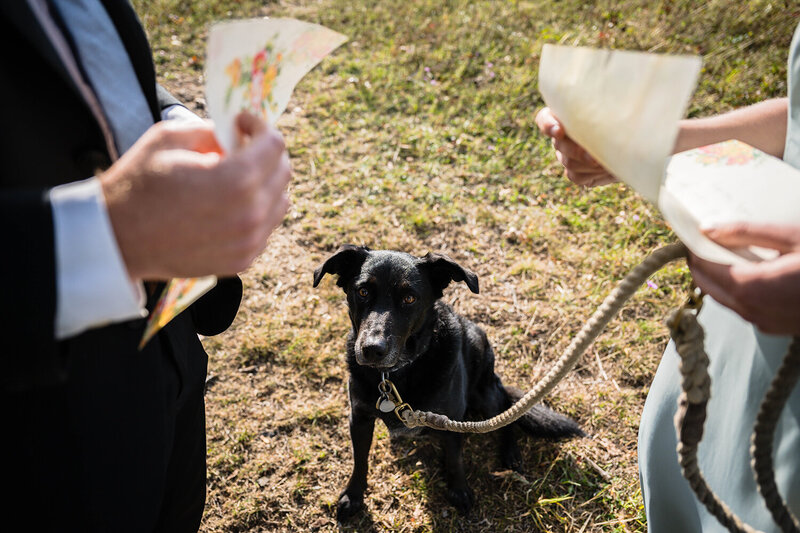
[688,223,800,336]
[535,107,618,187]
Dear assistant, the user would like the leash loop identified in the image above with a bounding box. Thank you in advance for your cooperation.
[750,336,800,533]
[668,297,756,533]
[669,297,800,533]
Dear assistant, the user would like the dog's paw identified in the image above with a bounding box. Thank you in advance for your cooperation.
[336,493,364,522]
[500,444,523,472]
[446,485,475,515]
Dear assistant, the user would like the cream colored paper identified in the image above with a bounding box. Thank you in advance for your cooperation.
[538,44,701,203]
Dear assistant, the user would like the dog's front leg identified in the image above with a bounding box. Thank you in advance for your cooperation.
[440,431,474,515]
[337,410,375,522]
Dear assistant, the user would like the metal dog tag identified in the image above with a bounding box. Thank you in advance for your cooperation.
[377,374,402,413]
[378,398,396,413]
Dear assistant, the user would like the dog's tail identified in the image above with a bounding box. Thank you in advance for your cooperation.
[504,385,585,440]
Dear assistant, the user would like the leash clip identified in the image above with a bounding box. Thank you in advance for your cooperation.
[393,402,414,425]
[667,286,704,330]
[376,373,417,426]
[684,286,704,312]
[376,373,403,413]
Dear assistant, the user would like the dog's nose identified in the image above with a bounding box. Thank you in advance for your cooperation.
[362,337,388,362]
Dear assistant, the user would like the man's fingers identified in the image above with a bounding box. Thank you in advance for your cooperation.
[189,120,225,154]
[239,127,286,178]
[214,193,290,275]
[224,152,291,269]
[270,151,292,190]
[153,120,223,154]
[703,223,800,254]
[235,111,268,141]
[213,125,287,200]
[263,192,290,234]
[256,155,292,231]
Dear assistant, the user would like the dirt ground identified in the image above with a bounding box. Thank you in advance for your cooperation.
[184,94,678,532]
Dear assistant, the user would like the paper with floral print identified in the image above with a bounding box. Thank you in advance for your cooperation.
[140,18,346,348]
[206,17,347,152]
[139,276,217,350]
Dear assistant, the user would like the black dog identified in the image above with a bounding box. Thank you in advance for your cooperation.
[313,245,584,521]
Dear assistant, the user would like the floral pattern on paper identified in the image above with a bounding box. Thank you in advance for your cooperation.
[224,41,283,120]
[692,139,764,166]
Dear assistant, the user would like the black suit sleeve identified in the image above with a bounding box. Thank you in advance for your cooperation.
[190,276,243,336]
[0,190,65,391]
[156,83,183,112]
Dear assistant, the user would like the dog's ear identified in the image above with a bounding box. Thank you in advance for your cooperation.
[419,253,479,297]
[313,245,371,291]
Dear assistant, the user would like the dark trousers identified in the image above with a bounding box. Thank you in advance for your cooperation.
[3,315,208,533]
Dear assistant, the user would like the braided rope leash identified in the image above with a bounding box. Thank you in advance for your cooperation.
[668,301,758,533]
[393,241,800,533]
[397,242,689,433]
[751,336,800,533]
[668,297,800,533]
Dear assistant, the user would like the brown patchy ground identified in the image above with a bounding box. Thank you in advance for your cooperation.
[194,101,679,532]
[199,197,662,533]
[136,0,795,531]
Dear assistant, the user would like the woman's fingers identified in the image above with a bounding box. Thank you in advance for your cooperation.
[703,223,800,254]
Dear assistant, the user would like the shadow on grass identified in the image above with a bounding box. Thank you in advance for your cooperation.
[333,425,607,532]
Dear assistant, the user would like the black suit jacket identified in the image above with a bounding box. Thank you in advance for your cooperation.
[0,1,242,391]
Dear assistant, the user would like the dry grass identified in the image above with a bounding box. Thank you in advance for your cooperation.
[132,0,795,530]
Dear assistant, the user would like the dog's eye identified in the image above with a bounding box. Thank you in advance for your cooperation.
[357,287,370,299]
[402,294,417,305]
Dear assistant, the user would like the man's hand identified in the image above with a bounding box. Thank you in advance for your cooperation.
[689,223,800,336]
[535,107,618,187]
[101,112,291,280]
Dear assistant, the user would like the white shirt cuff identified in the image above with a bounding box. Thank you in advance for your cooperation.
[161,103,203,123]
[50,177,146,339]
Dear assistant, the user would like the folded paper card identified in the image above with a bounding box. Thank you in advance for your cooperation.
[140,18,347,349]
[662,140,800,264]
[538,44,800,265]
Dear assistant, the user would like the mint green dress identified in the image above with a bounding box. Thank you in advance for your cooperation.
[637,22,800,533]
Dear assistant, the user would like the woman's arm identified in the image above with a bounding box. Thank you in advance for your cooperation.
[674,98,788,157]
[535,97,789,186]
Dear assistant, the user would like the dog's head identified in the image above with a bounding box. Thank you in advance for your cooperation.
[313,245,479,370]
